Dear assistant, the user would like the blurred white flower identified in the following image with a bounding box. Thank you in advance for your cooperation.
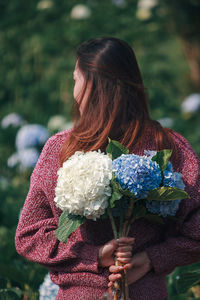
[37,0,53,10]
[136,0,157,20]
[39,273,59,300]
[61,122,73,131]
[47,115,67,132]
[54,151,112,220]
[136,9,151,20]
[1,113,25,129]
[157,117,174,128]
[181,93,200,113]
[16,124,49,150]
[138,0,157,10]
[8,148,40,170]
[71,4,91,20]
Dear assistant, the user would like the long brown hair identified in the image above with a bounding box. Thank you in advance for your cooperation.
[60,37,175,164]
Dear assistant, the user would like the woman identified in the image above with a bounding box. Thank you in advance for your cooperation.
[15,37,200,300]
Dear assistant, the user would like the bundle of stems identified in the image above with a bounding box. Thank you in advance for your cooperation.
[107,200,135,300]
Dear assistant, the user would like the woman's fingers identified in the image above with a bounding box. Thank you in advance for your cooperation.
[117,237,134,245]
[117,257,131,264]
[116,245,133,252]
[109,265,124,273]
[108,273,122,283]
[114,238,134,264]
[123,262,132,269]
[115,251,132,258]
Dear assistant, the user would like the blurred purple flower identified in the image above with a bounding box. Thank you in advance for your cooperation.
[112,0,125,7]
[16,124,49,150]
[1,113,25,129]
[7,148,40,170]
[39,273,59,300]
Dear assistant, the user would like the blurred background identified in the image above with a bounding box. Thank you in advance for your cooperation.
[0,0,200,299]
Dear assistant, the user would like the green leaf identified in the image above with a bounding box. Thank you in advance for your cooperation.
[109,178,123,208]
[147,186,189,201]
[0,264,26,284]
[132,204,147,220]
[55,213,86,243]
[106,138,129,160]
[144,213,165,225]
[109,176,136,208]
[175,263,200,293]
[152,149,172,172]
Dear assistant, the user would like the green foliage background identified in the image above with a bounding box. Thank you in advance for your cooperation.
[0,0,200,299]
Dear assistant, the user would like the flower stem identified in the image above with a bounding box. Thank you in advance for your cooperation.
[119,199,123,238]
[122,200,134,236]
[107,207,118,239]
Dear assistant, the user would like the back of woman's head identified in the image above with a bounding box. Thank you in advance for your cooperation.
[61,37,175,164]
[76,37,149,125]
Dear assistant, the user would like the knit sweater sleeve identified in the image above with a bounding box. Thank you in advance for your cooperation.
[146,131,200,275]
[15,131,103,274]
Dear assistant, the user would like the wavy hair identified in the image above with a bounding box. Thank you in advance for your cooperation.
[60,37,175,164]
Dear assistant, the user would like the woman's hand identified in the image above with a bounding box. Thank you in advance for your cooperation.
[108,251,152,287]
[98,237,134,268]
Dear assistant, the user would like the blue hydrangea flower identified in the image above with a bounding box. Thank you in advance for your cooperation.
[144,150,157,159]
[163,167,185,190]
[111,198,130,217]
[113,154,162,199]
[16,124,49,150]
[1,113,25,128]
[39,273,59,300]
[7,148,40,171]
[146,161,185,217]
[146,199,181,217]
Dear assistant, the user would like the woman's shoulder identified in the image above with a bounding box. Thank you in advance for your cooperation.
[31,129,72,175]
[167,129,199,183]
[167,129,196,153]
[41,129,72,155]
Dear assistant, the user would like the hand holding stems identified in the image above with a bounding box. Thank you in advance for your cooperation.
[98,237,134,268]
[108,251,152,287]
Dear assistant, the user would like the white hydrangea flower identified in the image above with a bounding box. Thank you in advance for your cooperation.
[138,0,157,10]
[157,117,174,128]
[47,115,67,132]
[37,0,53,10]
[181,93,200,113]
[136,0,157,20]
[54,151,112,220]
[47,115,73,132]
[70,4,91,20]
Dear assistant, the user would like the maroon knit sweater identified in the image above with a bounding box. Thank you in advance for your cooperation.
[15,129,200,300]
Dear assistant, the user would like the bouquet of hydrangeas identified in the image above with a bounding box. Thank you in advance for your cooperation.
[54,139,189,300]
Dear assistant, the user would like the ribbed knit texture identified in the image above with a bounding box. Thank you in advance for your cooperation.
[15,129,200,300]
